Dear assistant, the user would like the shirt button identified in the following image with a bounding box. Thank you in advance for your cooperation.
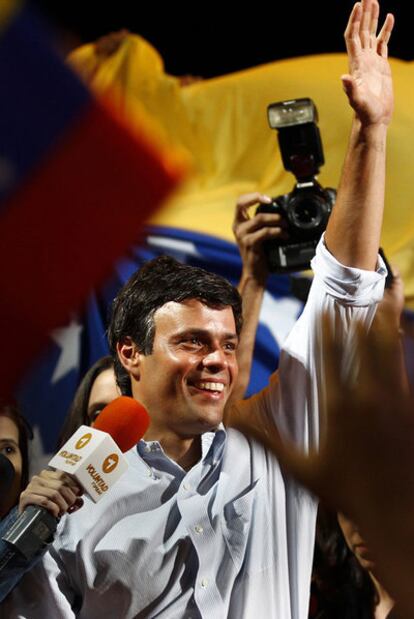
[201,578,209,588]
[183,482,191,491]
[194,525,204,534]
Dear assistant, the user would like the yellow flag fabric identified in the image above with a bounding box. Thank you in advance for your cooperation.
[68,33,414,305]
[0,0,22,32]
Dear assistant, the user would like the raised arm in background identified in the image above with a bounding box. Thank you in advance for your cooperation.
[228,192,285,403]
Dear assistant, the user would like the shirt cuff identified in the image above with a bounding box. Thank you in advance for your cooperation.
[310,233,387,305]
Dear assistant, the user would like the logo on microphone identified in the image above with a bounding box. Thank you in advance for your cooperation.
[102,453,119,474]
[75,433,92,450]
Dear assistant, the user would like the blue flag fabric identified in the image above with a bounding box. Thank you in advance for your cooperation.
[0,5,90,206]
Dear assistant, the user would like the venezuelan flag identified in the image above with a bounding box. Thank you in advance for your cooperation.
[0,7,186,395]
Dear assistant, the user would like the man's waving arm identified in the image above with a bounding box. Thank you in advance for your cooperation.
[324,0,394,269]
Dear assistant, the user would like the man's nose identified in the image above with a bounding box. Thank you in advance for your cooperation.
[201,347,228,371]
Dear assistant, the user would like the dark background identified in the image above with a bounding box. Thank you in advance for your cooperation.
[34,1,412,77]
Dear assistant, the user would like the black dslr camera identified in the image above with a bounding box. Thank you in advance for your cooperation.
[256,98,336,272]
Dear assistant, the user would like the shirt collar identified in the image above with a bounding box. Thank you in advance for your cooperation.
[136,425,227,471]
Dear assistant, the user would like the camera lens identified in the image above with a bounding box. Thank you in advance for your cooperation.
[289,193,325,230]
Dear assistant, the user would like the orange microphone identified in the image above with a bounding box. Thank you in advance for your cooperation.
[2,397,149,564]
[93,396,150,453]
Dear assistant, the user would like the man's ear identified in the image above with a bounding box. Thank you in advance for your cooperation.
[116,337,141,378]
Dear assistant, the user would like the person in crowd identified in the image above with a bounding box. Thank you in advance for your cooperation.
[337,511,395,619]
[0,404,32,520]
[57,355,119,446]
[309,507,396,619]
[0,404,83,602]
[5,1,393,617]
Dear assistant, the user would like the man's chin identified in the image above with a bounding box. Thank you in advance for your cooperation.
[197,415,223,432]
[186,407,224,434]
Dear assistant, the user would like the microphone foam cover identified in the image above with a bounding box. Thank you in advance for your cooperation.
[93,396,149,453]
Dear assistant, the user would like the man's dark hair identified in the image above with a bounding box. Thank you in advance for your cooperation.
[108,255,242,395]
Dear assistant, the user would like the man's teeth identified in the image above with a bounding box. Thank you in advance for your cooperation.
[196,382,224,392]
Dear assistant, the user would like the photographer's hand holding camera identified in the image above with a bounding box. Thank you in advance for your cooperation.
[233,192,288,287]
[228,192,287,403]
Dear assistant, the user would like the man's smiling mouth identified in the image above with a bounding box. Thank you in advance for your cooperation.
[190,381,225,393]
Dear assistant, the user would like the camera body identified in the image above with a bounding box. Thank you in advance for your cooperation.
[256,181,336,272]
[256,98,336,272]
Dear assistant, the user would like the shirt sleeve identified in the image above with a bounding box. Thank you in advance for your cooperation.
[283,236,385,446]
[285,235,387,364]
[239,235,387,450]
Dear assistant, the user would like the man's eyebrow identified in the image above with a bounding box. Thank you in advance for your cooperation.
[222,332,239,341]
[173,328,238,340]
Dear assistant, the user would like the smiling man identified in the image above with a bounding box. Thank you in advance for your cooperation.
[5,1,394,617]
[110,256,242,471]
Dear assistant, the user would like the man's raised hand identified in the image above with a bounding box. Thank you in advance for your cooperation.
[342,0,394,126]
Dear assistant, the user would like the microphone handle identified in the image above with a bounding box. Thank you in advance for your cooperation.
[1,505,57,562]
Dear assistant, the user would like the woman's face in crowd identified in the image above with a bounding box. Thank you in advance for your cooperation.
[87,368,120,424]
[0,414,23,517]
[338,512,375,572]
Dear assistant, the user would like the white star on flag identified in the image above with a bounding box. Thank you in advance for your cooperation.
[259,291,303,346]
[50,319,83,384]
